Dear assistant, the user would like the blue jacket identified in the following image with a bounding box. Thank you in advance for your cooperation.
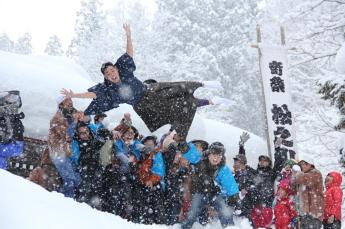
[0,141,24,169]
[88,123,105,136]
[85,53,146,115]
[151,152,165,178]
[182,143,202,164]
[215,165,239,197]
[114,139,142,173]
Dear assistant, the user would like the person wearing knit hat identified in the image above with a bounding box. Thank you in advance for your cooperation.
[56,95,66,106]
[292,155,323,228]
[48,95,80,198]
[182,141,239,229]
[274,179,298,229]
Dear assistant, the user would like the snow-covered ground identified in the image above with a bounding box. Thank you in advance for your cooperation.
[0,51,264,228]
[0,170,252,229]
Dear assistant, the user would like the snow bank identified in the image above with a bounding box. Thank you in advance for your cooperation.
[0,51,267,167]
[0,170,252,229]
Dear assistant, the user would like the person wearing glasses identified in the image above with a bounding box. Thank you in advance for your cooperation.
[61,24,231,148]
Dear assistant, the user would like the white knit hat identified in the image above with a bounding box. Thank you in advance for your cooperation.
[56,95,66,106]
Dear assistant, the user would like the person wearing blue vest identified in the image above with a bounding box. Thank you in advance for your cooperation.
[182,142,239,229]
[113,122,142,174]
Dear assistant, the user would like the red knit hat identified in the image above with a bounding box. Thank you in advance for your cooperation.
[278,179,293,196]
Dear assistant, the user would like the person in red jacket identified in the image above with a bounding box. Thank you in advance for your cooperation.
[323,171,343,229]
[274,179,298,229]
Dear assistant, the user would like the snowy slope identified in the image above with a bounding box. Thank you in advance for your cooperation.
[0,51,267,167]
[0,164,254,229]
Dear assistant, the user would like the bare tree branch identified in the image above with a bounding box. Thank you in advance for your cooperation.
[290,52,337,67]
[325,0,345,4]
[294,0,326,18]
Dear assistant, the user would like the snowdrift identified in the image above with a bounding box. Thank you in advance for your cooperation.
[0,170,252,229]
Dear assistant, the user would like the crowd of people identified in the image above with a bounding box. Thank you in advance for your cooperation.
[9,94,338,229]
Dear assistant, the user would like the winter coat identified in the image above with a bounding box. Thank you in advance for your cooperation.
[274,197,298,229]
[251,206,274,229]
[324,172,343,221]
[191,159,239,198]
[48,110,71,157]
[85,53,146,115]
[234,165,258,216]
[292,167,324,220]
[0,140,24,169]
[77,136,103,175]
[255,165,276,207]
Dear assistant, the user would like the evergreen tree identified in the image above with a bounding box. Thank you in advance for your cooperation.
[0,33,14,52]
[45,35,64,56]
[67,0,109,81]
[14,32,32,55]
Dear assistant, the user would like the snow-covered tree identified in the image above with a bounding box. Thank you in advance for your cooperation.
[152,0,265,136]
[67,0,109,81]
[44,35,64,56]
[14,32,32,55]
[0,33,14,52]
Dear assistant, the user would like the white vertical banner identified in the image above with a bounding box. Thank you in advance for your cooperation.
[258,44,296,159]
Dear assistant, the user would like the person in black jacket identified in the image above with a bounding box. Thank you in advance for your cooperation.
[74,122,104,208]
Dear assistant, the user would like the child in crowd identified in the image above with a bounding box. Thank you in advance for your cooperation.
[323,172,343,229]
[274,179,298,229]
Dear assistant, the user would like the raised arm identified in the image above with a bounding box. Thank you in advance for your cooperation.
[60,88,96,99]
[123,23,133,57]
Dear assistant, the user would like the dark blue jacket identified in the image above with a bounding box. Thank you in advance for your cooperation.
[85,53,146,115]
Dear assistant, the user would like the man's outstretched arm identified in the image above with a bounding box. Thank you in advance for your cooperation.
[123,23,133,57]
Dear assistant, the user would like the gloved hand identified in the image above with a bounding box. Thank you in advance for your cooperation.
[239,132,250,146]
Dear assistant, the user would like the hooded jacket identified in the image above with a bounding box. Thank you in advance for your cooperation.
[324,171,343,221]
